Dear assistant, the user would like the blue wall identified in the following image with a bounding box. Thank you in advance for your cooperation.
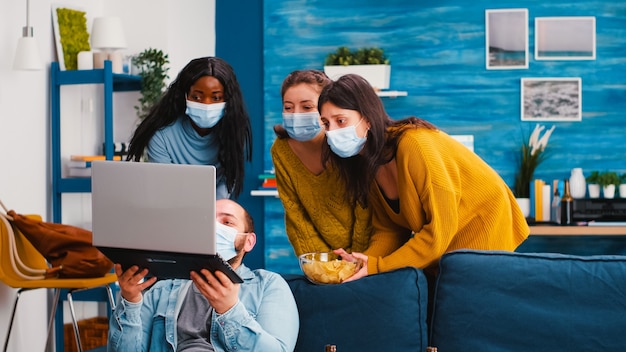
[221,0,626,273]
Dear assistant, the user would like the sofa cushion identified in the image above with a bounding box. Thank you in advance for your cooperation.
[284,267,428,352]
[430,249,626,351]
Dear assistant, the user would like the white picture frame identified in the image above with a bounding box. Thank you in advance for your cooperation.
[51,4,90,71]
[485,8,528,70]
[535,17,596,60]
[521,77,582,122]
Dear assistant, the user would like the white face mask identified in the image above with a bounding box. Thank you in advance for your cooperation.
[282,112,323,141]
[186,101,226,128]
[215,221,239,260]
[325,119,367,158]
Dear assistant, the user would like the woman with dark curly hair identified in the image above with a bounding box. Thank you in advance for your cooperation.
[126,57,252,199]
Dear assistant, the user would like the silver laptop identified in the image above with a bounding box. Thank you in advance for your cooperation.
[91,160,242,283]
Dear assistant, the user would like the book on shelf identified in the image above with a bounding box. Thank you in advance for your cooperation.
[261,178,277,188]
[532,179,542,220]
[541,183,551,222]
[70,155,122,162]
[67,155,122,177]
[529,179,552,222]
[67,167,91,177]
[530,179,545,221]
[67,160,93,168]
[258,172,276,189]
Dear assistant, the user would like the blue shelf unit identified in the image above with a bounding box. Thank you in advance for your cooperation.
[50,60,141,223]
[49,60,139,351]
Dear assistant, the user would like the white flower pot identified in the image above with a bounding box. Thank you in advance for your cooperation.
[588,184,600,198]
[620,184,626,198]
[515,198,530,218]
[569,168,587,199]
[324,64,391,90]
[603,184,616,199]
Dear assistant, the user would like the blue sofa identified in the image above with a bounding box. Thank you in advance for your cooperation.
[284,250,626,351]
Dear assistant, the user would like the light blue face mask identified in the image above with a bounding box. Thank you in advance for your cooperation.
[215,221,239,260]
[325,119,367,158]
[282,112,323,141]
[186,101,226,128]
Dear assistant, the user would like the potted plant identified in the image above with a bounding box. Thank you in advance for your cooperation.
[619,173,626,198]
[597,171,620,199]
[585,171,601,198]
[132,48,170,120]
[511,124,555,218]
[323,46,391,90]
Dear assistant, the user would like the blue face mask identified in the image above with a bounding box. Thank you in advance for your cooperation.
[186,101,226,128]
[282,112,323,141]
[325,119,367,158]
[215,221,239,260]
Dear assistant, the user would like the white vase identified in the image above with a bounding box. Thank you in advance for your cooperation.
[603,184,616,199]
[588,184,601,198]
[569,168,586,199]
[620,184,626,198]
[77,51,93,70]
[515,198,530,218]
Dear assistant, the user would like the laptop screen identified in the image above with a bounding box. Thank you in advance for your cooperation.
[91,161,242,283]
[91,160,216,255]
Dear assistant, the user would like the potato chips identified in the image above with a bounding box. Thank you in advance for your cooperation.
[299,253,361,284]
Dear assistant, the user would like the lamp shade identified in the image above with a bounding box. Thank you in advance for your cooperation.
[91,17,127,50]
[13,36,43,70]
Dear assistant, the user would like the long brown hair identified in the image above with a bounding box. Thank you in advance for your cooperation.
[318,74,436,207]
[273,69,332,138]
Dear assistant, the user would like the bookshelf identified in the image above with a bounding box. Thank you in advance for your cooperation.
[50,60,141,223]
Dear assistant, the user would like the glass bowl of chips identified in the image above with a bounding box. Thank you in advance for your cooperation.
[298,252,362,285]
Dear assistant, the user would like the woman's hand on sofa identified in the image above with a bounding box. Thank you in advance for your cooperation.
[333,249,369,282]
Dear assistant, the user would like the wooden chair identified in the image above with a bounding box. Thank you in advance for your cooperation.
[0,209,117,352]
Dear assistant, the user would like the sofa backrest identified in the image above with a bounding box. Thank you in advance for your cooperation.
[284,267,428,352]
[430,250,626,351]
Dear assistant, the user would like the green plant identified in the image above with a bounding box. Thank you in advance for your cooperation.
[597,171,620,187]
[56,7,90,70]
[585,171,600,184]
[132,48,170,120]
[619,173,626,185]
[324,46,390,66]
[512,124,556,198]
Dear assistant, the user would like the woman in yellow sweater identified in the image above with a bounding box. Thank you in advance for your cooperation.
[270,70,373,257]
[318,74,529,281]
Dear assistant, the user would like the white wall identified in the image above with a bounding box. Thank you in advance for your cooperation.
[0,0,214,350]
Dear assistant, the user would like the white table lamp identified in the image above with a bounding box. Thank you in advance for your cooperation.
[91,17,127,51]
[91,17,127,72]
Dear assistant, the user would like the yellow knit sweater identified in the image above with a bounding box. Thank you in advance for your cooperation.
[271,138,373,256]
[367,128,529,274]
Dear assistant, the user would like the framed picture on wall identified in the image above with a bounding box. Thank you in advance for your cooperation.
[485,8,528,70]
[535,17,596,60]
[521,78,582,121]
[51,4,91,70]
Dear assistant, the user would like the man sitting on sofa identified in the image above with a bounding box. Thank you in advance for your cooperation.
[107,199,299,352]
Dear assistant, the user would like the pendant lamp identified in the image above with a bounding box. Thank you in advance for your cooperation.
[13,0,43,70]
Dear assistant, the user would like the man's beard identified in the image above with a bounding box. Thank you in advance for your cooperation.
[227,248,244,266]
